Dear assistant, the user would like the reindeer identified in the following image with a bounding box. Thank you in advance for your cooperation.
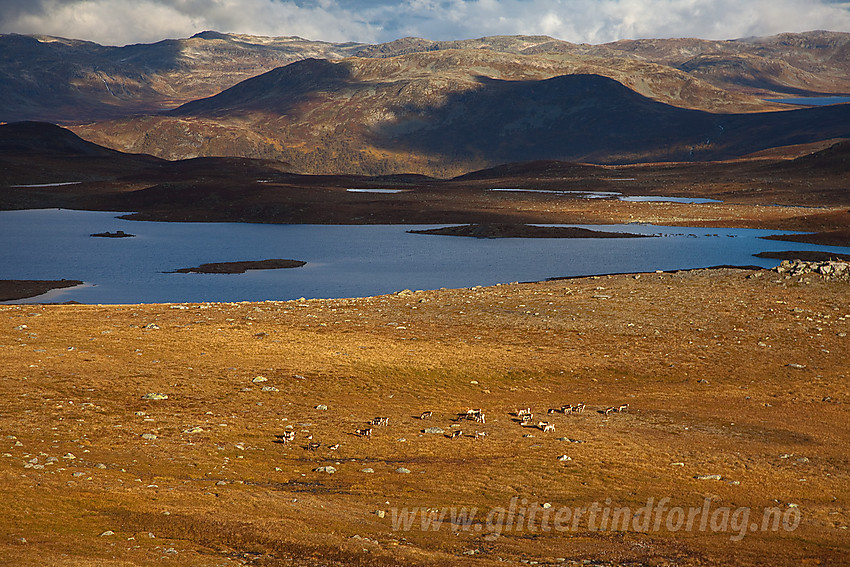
[474,431,487,440]
[328,443,339,450]
[471,413,486,424]
[573,403,586,413]
[548,408,561,415]
[520,414,534,424]
[275,431,296,444]
[602,407,616,416]
[306,442,321,451]
[617,404,629,413]
[450,429,463,439]
[355,428,373,438]
[419,411,433,420]
[542,423,556,433]
[516,408,532,417]
[371,417,389,426]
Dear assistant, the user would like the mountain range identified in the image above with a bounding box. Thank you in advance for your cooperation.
[2,30,850,175]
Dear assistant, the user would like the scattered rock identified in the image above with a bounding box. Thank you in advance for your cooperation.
[182,426,204,434]
[143,323,160,330]
[141,433,157,440]
[314,466,336,474]
[252,376,268,383]
[361,468,375,473]
[100,531,115,537]
[375,510,386,518]
[422,427,445,434]
[395,467,411,474]
[261,386,279,392]
[63,453,76,460]
[694,474,723,480]
[786,363,806,370]
[314,404,328,410]
[557,455,572,462]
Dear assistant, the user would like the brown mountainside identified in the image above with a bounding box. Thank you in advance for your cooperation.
[72,51,850,176]
[2,30,850,124]
[0,31,363,122]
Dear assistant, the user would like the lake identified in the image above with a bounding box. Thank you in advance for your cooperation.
[766,96,850,106]
[2,209,849,304]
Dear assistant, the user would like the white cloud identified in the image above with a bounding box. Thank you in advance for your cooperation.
[1,0,849,46]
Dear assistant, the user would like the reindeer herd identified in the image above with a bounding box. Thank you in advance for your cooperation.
[274,401,630,450]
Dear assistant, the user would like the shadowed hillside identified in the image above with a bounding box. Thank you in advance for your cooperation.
[74,61,850,176]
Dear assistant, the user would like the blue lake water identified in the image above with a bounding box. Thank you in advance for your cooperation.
[766,96,850,106]
[2,209,849,304]
[489,189,721,203]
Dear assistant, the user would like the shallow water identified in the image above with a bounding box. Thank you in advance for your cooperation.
[766,96,850,106]
[2,209,849,304]
[488,189,721,203]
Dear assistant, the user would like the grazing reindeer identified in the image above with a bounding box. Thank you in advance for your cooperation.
[561,405,574,414]
[573,403,585,413]
[474,431,487,440]
[371,417,389,426]
[603,407,616,416]
[419,411,433,419]
[548,408,561,415]
[306,442,321,451]
[276,431,296,444]
[328,443,339,450]
[450,430,463,439]
[516,408,532,417]
[355,428,373,438]
[617,404,629,413]
[542,424,556,433]
[520,414,534,424]
[471,413,486,424]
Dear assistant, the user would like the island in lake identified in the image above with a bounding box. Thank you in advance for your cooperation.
[91,230,135,238]
[0,279,84,301]
[408,223,651,239]
[168,259,306,274]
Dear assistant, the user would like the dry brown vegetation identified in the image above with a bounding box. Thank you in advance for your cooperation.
[1,267,848,566]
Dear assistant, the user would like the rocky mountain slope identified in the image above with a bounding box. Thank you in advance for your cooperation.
[72,53,850,176]
[3,30,850,176]
[0,31,362,122]
[2,30,849,124]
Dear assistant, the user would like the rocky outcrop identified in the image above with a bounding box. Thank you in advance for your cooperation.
[774,259,850,281]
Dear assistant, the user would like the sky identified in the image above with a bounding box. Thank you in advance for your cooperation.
[2,0,850,46]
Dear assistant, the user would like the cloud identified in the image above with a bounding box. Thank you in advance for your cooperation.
[1,0,849,46]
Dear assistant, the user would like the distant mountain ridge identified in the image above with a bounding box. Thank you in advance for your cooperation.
[72,54,850,176]
[2,30,850,123]
[3,30,850,176]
